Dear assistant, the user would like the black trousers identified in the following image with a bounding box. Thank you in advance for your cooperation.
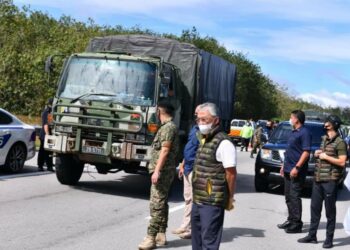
[240,138,250,151]
[284,173,305,227]
[191,203,225,250]
[309,181,337,239]
[37,139,53,169]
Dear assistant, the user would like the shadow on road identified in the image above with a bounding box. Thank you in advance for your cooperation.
[72,174,184,202]
[165,227,265,248]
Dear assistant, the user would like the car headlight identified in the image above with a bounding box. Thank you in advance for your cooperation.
[260,149,272,160]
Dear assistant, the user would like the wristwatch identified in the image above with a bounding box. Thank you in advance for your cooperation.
[295,166,300,171]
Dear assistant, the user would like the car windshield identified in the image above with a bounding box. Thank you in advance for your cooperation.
[269,123,325,145]
[231,120,246,127]
[58,57,157,106]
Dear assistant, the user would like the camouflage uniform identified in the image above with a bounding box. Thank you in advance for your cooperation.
[251,126,263,155]
[147,120,179,236]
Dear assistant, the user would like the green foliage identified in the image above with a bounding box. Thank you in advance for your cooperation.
[1,1,348,122]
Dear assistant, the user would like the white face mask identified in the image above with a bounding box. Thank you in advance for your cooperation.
[289,119,294,126]
[199,123,213,135]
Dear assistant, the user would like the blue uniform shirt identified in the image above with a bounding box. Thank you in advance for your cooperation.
[183,125,199,176]
[284,125,311,173]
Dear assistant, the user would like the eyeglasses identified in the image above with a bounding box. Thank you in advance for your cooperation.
[196,117,214,124]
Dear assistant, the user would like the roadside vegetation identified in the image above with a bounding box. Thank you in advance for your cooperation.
[1,0,349,123]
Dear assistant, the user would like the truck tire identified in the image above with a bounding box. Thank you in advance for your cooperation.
[55,154,84,185]
[255,174,269,192]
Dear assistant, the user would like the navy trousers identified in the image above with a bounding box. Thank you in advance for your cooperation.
[191,203,225,250]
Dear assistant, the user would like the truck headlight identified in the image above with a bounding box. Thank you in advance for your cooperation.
[261,149,272,160]
[136,134,145,142]
[55,125,73,133]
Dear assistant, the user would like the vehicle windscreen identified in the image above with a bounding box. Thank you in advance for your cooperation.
[231,120,246,127]
[58,57,157,106]
[269,123,325,145]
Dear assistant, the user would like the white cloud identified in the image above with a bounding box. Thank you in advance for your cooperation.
[299,90,350,108]
[220,27,350,63]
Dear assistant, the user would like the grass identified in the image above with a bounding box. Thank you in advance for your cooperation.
[15,114,41,150]
[15,114,41,126]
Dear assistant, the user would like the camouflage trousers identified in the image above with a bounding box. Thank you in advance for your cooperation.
[147,168,175,236]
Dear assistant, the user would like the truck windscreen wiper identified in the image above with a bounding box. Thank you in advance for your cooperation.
[70,93,116,103]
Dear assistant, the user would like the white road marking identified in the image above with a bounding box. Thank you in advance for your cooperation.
[145,204,185,220]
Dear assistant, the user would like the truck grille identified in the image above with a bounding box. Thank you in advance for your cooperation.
[72,127,125,142]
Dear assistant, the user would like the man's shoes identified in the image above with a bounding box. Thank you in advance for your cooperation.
[138,235,156,250]
[172,228,187,235]
[277,221,291,229]
[155,232,167,246]
[323,238,333,249]
[38,167,44,171]
[298,235,317,244]
[179,232,191,239]
[240,148,243,151]
[285,224,303,234]
[47,167,55,172]
[250,155,254,158]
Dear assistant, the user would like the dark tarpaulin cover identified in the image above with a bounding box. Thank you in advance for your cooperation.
[198,50,236,130]
[86,35,236,129]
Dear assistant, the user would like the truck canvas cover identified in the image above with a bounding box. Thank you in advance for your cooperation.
[86,35,236,130]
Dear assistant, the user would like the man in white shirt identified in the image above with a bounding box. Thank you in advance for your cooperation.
[191,102,237,250]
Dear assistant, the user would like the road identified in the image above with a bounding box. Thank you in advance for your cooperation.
[0,151,349,250]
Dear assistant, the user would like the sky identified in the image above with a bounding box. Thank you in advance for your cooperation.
[14,0,350,108]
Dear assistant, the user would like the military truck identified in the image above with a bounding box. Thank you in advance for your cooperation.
[44,35,236,185]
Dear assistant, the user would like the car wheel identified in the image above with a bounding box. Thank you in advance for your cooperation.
[55,154,84,185]
[5,143,27,173]
[255,174,269,192]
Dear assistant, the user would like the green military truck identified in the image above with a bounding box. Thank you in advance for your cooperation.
[44,35,236,185]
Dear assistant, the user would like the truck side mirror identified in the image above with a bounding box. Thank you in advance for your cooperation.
[45,56,53,73]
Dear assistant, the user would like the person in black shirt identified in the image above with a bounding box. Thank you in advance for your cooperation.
[38,98,54,172]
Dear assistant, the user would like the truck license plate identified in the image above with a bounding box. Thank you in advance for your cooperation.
[82,146,105,155]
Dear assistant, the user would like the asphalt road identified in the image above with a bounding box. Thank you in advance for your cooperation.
[0,151,349,250]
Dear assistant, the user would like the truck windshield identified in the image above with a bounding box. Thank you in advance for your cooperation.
[58,57,157,106]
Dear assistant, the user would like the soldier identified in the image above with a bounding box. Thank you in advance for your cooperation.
[298,115,347,248]
[250,122,263,158]
[138,101,179,250]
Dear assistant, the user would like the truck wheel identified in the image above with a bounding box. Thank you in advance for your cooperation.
[255,174,269,192]
[55,154,84,185]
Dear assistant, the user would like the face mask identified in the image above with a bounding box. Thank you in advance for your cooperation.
[289,119,293,126]
[199,123,213,135]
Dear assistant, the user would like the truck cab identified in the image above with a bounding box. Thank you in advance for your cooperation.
[44,52,181,184]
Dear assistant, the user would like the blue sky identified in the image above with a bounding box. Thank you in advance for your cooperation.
[14,0,350,108]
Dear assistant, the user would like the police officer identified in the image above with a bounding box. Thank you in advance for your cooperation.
[38,98,54,172]
[138,101,179,250]
[298,115,347,248]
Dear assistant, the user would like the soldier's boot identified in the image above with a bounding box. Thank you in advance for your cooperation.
[155,232,167,246]
[138,235,156,250]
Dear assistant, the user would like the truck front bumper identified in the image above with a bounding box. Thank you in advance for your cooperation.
[44,134,152,162]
